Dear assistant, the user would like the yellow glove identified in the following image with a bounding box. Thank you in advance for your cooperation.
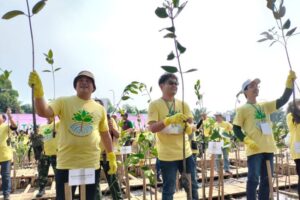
[163,113,188,126]
[244,136,259,151]
[185,123,193,135]
[107,152,117,174]
[286,70,296,89]
[28,71,44,98]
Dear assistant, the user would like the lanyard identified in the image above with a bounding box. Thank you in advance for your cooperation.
[248,103,266,120]
[163,98,176,116]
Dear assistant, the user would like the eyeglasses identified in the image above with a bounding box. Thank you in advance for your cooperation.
[167,80,179,86]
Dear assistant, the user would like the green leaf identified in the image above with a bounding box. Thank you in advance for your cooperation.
[32,0,46,14]
[155,7,168,18]
[282,19,291,29]
[131,81,139,84]
[43,53,48,57]
[161,66,178,73]
[121,96,130,101]
[42,70,51,72]
[184,68,197,73]
[166,26,175,33]
[174,1,188,18]
[269,40,277,47]
[167,51,175,60]
[149,86,152,93]
[173,0,180,8]
[54,67,61,72]
[176,41,186,54]
[266,0,275,11]
[48,49,53,58]
[2,10,25,19]
[164,33,176,38]
[257,38,268,42]
[286,27,297,36]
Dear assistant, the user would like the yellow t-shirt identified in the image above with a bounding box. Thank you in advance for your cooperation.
[147,98,193,161]
[0,123,12,162]
[233,101,277,156]
[39,121,59,156]
[50,96,109,169]
[214,121,233,144]
[203,118,214,137]
[286,113,300,160]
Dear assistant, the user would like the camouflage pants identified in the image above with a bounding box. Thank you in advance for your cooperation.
[37,154,57,190]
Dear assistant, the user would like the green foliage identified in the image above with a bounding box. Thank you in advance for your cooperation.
[161,66,178,73]
[32,0,47,15]
[20,104,33,113]
[272,121,288,149]
[2,10,25,19]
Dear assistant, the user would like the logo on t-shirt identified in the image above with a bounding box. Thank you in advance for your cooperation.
[69,110,93,137]
[43,128,53,141]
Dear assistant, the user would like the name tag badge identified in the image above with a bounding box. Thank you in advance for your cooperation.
[161,124,183,134]
[260,122,272,135]
[295,142,300,153]
[68,168,95,186]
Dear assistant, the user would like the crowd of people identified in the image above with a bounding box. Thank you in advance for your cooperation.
[0,69,298,200]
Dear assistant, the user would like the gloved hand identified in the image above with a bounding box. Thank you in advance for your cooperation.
[184,123,193,135]
[244,136,259,151]
[286,70,297,89]
[28,71,44,98]
[163,113,188,126]
[107,152,117,174]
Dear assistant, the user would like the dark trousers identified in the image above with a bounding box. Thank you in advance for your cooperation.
[295,159,300,197]
[96,159,123,200]
[37,154,57,190]
[56,168,100,200]
[0,160,11,196]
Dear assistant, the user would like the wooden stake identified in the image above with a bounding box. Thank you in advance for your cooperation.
[124,154,131,200]
[201,152,207,199]
[220,159,224,200]
[64,183,72,200]
[143,170,146,200]
[275,154,279,200]
[286,152,291,192]
[235,147,239,178]
[217,158,221,200]
[209,154,215,200]
[80,185,86,200]
[266,160,274,199]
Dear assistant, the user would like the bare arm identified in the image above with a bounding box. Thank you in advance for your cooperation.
[35,98,55,118]
[100,131,114,153]
[109,119,120,138]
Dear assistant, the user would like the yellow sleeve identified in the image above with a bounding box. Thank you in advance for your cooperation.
[262,100,277,114]
[147,102,159,124]
[49,97,64,117]
[286,113,294,131]
[184,102,193,119]
[99,107,109,133]
[233,107,244,127]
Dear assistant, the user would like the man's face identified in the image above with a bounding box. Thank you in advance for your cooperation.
[215,115,223,123]
[75,76,94,95]
[244,81,259,99]
[160,78,178,96]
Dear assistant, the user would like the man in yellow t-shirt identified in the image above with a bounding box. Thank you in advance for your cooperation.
[233,71,296,200]
[213,112,233,174]
[36,118,59,198]
[0,108,17,200]
[28,70,117,200]
[148,73,199,200]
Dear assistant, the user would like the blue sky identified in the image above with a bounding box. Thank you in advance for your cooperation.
[1,0,300,115]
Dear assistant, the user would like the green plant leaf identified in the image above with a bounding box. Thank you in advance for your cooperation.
[266,0,275,11]
[257,38,268,42]
[282,19,291,29]
[286,27,297,36]
[2,10,25,19]
[122,96,130,101]
[167,51,175,60]
[173,0,180,8]
[174,1,188,18]
[48,49,53,58]
[184,68,197,73]
[269,40,277,47]
[176,41,186,53]
[32,0,46,14]
[166,26,175,33]
[42,70,51,72]
[164,33,176,38]
[149,86,152,92]
[155,7,168,18]
[54,67,61,72]
[161,66,178,73]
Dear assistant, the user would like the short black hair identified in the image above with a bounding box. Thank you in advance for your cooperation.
[158,73,178,85]
[1,114,6,122]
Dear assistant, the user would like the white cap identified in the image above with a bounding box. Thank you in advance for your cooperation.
[236,78,261,97]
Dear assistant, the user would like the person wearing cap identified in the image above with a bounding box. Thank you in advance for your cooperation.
[213,112,233,175]
[28,70,117,200]
[0,108,17,200]
[233,70,296,200]
[36,118,59,198]
[120,113,134,131]
[147,73,198,200]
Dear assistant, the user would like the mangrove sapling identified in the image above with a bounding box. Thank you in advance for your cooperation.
[2,0,48,162]
[155,1,197,199]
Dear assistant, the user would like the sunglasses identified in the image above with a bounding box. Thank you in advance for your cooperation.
[167,80,179,86]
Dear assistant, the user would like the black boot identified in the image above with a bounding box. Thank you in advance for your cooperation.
[36,188,45,197]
